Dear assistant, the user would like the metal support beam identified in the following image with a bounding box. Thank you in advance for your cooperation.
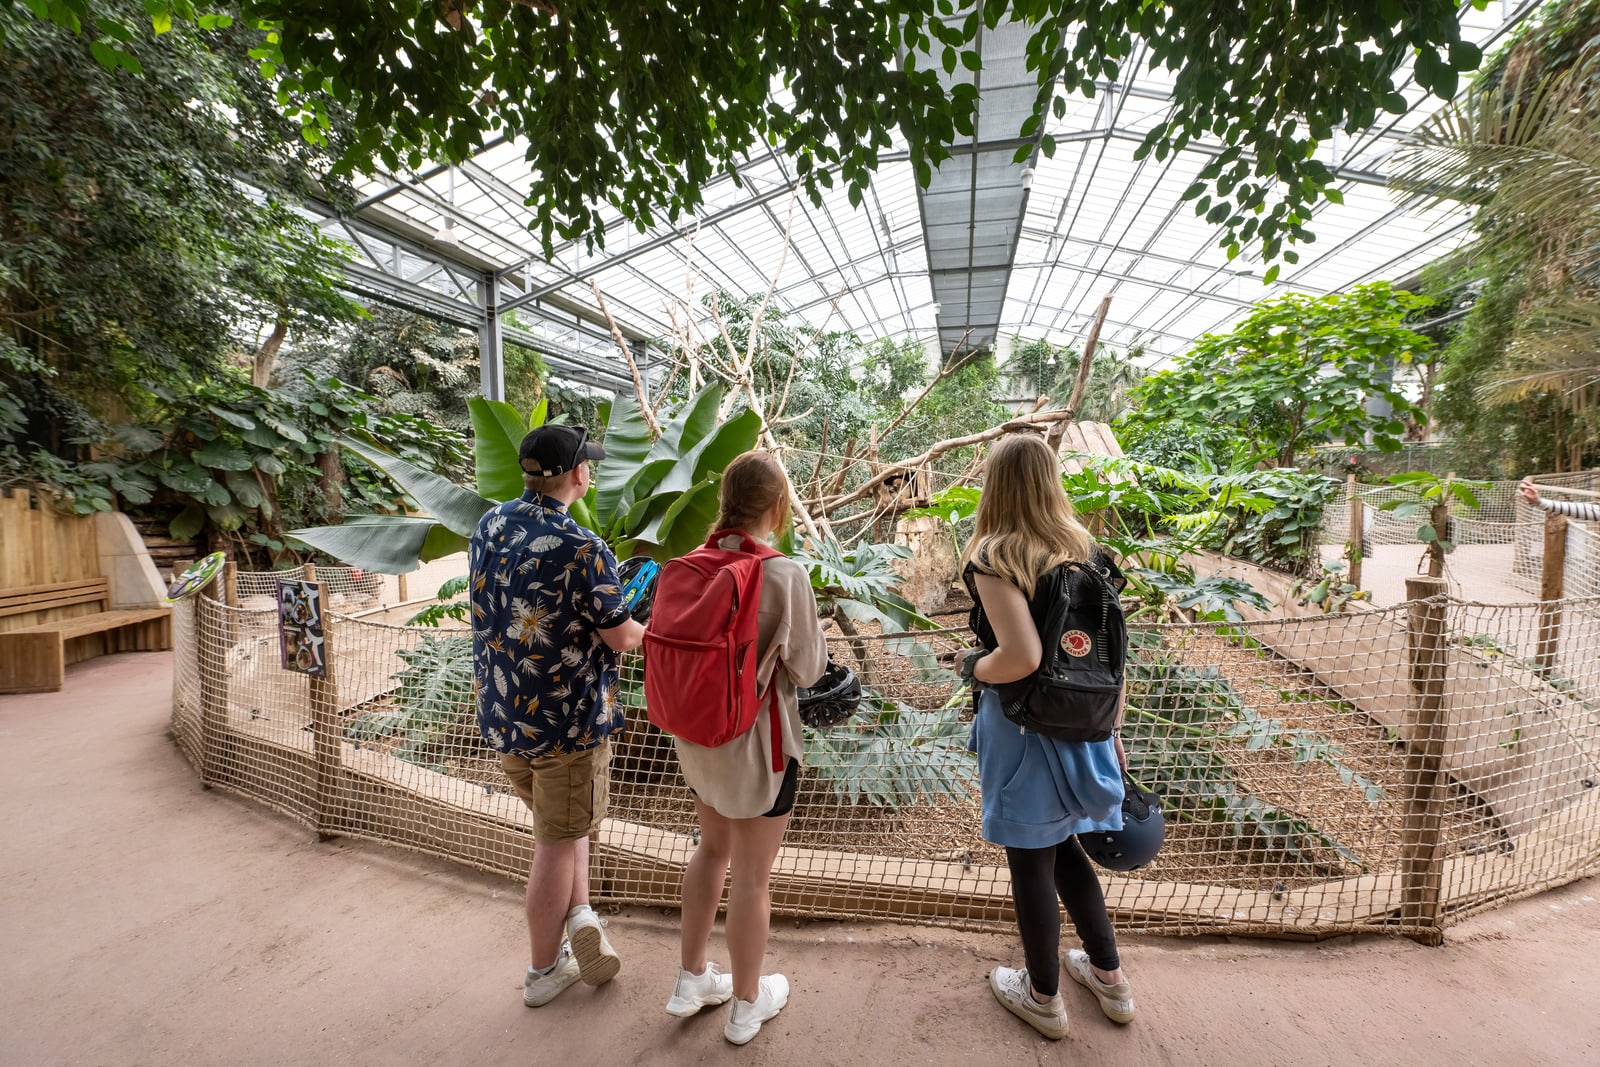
[480,274,505,401]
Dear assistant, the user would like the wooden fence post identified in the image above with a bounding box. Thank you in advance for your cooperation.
[1346,473,1363,590]
[1536,512,1567,673]
[196,575,229,788]
[307,579,342,841]
[1428,501,1449,579]
[1401,576,1448,945]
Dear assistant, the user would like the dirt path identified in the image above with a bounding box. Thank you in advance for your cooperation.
[2,653,1597,1066]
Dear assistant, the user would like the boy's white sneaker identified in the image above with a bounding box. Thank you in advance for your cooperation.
[566,906,621,986]
[523,945,580,1007]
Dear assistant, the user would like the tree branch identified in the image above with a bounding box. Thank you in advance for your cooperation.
[591,279,661,438]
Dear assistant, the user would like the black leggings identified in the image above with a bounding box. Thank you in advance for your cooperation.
[1005,836,1120,997]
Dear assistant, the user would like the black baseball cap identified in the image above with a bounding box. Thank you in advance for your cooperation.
[518,424,605,476]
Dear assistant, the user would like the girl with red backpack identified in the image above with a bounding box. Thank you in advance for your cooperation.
[958,433,1136,1040]
[650,450,828,1045]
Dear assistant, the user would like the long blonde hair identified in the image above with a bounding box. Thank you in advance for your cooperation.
[960,433,1094,597]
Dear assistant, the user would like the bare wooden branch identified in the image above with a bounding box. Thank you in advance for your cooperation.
[591,280,662,437]
[815,407,1084,513]
[1048,292,1113,452]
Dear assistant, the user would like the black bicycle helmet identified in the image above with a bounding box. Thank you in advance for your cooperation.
[618,556,661,623]
[796,659,861,728]
[1081,772,1166,872]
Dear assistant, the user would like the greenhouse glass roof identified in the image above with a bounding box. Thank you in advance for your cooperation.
[315,1,1543,383]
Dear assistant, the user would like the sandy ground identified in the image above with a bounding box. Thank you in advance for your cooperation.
[3,652,1599,1067]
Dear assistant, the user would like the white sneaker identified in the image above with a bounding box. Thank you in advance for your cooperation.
[567,906,621,986]
[524,945,580,1007]
[724,974,790,1045]
[989,966,1068,1040]
[665,962,735,1017]
[1065,949,1135,1023]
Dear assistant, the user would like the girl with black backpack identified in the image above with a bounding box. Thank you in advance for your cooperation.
[958,433,1136,1040]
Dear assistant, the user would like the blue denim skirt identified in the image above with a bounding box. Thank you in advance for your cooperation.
[968,688,1125,849]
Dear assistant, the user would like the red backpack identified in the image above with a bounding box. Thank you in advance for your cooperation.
[643,529,786,771]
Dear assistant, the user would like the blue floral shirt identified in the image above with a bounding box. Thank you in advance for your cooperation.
[468,492,630,758]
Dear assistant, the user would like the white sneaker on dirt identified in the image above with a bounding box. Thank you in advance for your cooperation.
[567,906,621,986]
[724,974,790,1045]
[989,966,1068,1040]
[524,945,580,1007]
[665,962,735,1017]
[1065,949,1135,1024]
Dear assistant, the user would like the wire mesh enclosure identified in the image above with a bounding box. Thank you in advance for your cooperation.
[171,567,1600,943]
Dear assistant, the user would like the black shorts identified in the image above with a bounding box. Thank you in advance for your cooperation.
[690,757,799,818]
[763,758,800,818]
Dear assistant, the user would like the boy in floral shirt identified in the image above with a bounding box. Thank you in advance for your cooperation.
[469,423,645,1007]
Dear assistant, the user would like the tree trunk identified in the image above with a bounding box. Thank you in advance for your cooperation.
[319,450,344,524]
[253,318,289,388]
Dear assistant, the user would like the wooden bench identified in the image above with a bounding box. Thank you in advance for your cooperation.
[0,578,171,694]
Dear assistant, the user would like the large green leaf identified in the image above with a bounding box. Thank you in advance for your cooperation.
[636,475,723,559]
[614,456,678,518]
[288,515,442,573]
[593,394,655,526]
[419,524,469,562]
[653,406,762,494]
[342,437,494,537]
[647,381,725,463]
[621,489,679,537]
[569,489,598,532]
[468,395,542,502]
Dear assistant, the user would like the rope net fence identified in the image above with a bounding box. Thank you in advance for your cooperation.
[1318,477,1600,608]
[171,565,1600,943]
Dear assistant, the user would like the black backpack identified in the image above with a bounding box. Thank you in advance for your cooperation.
[964,550,1128,742]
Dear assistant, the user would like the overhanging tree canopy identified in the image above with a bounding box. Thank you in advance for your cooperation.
[13,0,1485,265]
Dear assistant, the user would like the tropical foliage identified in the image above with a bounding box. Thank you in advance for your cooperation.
[344,633,479,772]
[1124,635,1384,870]
[1121,283,1435,467]
[292,383,762,572]
[1393,0,1600,473]
[17,0,1483,268]
[804,694,975,809]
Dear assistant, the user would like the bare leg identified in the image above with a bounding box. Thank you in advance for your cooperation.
[680,798,733,974]
[526,837,582,969]
[725,813,790,1002]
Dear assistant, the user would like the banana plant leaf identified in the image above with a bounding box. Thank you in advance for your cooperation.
[289,515,443,574]
[343,437,495,537]
[656,407,763,496]
[592,391,656,524]
[469,396,547,502]
[633,475,723,559]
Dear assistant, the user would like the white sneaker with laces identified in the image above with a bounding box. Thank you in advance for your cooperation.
[989,965,1068,1040]
[567,906,621,986]
[524,945,580,1007]
[1065,949,1135,1023]
[724,974,790,1045]
[665,962,735,1017]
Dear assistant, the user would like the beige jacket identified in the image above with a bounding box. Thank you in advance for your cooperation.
[673,552,828,818]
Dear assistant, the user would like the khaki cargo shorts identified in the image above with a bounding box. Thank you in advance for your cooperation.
[501,742,611,843]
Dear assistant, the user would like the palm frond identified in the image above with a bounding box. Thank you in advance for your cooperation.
[1391,55,1600,245]
[1483,295,1600,403]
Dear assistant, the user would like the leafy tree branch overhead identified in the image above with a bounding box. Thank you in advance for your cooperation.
[6,0,1484,261]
